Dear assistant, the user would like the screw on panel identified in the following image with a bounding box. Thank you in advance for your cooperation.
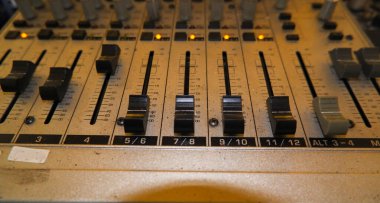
[348,119,355,128]
[208,118,219,127]
[116,117,124,126]
[345,35,354,41]
[24,116,35,125]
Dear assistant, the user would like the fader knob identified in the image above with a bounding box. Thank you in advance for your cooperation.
[39,67,72,102]
[81,0,97,20]
[174,95,195,133]
[48,0,67,20]
[267,96,297,135]
[313,97,350,136]
[0,61,36,93]
[31,0,44,9]
[222,96,245,134]
[94,0,103,9]
[318,0,338,21]
[210,0,223,22]
[15,0,37,20]
[114,0,130,21]
[146,0,160,21]
[355,48,380,77]
[179,0,192,21]
[329,48,361,79]
[61,0,74,9]
[241,0,257,21]
[275,0,288,10]
[96,44,121,75]
[124,95,150,133]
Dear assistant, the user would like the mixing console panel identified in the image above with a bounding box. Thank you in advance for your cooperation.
[1,0,380,202]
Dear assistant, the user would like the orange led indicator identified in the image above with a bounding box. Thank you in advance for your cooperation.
[189,34,196,40]
[155,34,162,40]
[20,32,28,39]
[258,34,265,40]
[223,34,230,40]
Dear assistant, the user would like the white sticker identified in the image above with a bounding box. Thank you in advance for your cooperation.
[8,146,49,164]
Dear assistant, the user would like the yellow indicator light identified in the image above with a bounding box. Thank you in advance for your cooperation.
[189,34,196,40]
[155,34,162,40]
[223,34,230,40]
[258,34,265,40]
[20,32,28,39]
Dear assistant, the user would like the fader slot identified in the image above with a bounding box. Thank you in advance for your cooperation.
[0,93,20,124]
[70,50,83,71]
[370,78,380,95]
[90,74,111,124]
[222,52,232,96]
[259,52,274,97]
[183,51,190,96]
[44,101,59,124]
[0,49,11,66]
[342,79,372,128]
[142,51,154,96]
[296,51,317,98]
[345,78,380,132]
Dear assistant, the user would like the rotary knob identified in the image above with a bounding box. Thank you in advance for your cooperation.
[318,0,338,21]
[146,0,160,21]
[241,0,257,21]
[48,0,67,20]
[31,0,44,9]
[210,0,223,21]
[114,0,130,21]
[275,0,288,10]
[179,0,192,21]
[81,0,97,20]
[15,0,37,20]
[61,0,74,9]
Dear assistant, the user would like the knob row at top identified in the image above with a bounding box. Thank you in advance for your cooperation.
[16,0,74,20]
[18,0,344,23]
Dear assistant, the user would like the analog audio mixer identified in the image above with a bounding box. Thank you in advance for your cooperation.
[0,0,380,202]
